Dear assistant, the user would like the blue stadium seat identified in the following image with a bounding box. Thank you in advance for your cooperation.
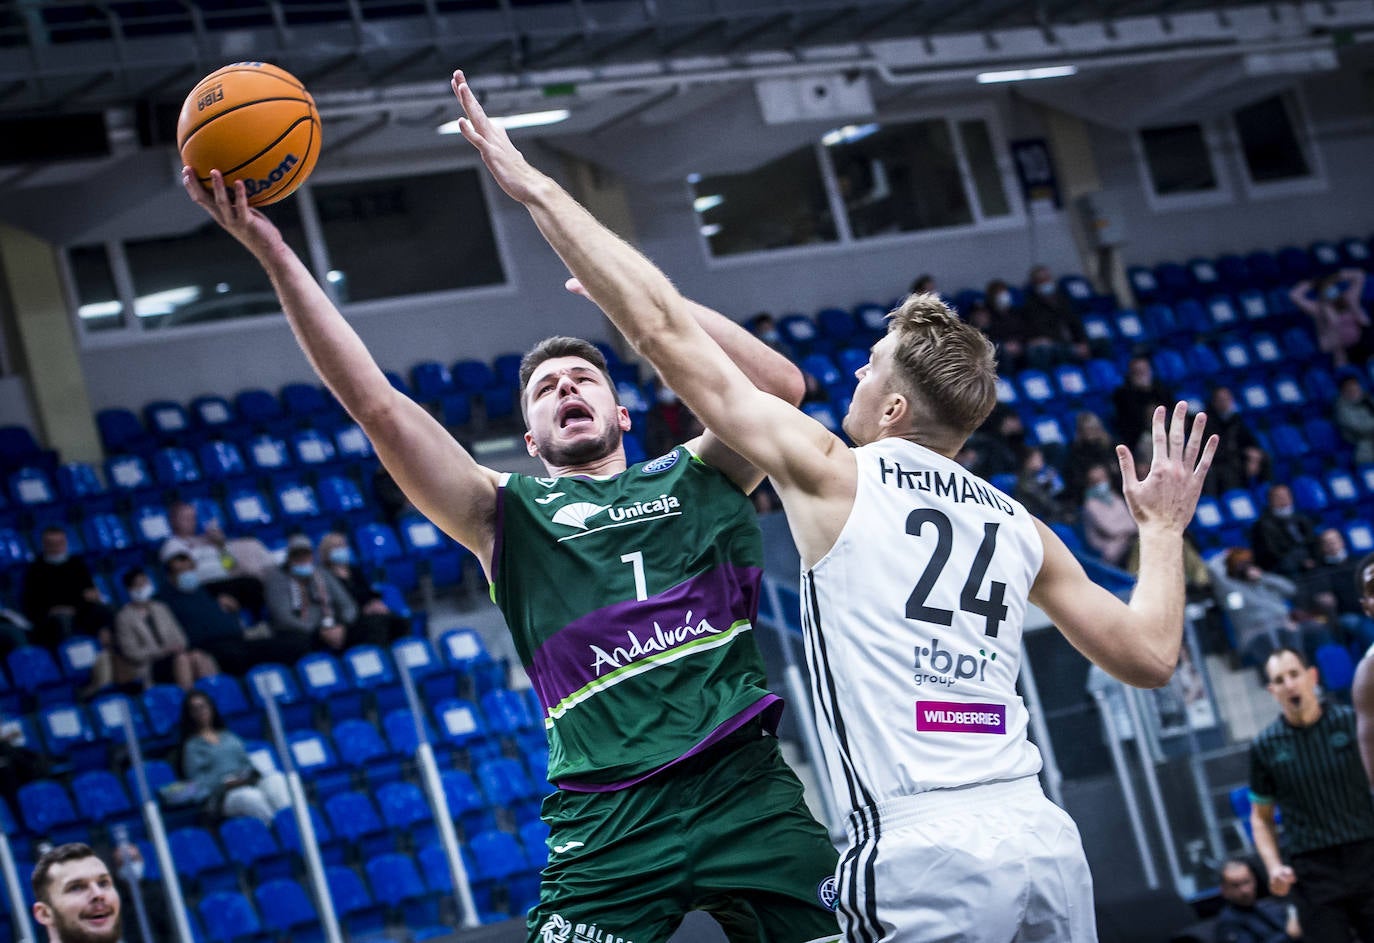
[1080,313,1114,351]
[480,688,537,737]
[437,628,505,697]
[38,703,105,771]
[92,693,151,748]
[1235,289,1269,324]
[1243,251,1282,289]
[152,446,204,493]
[287,730,351,798]
[853,301,889,340]
[17,780,88,845]
[255,878,321,942]
[434,698,498,767]
[518,818,551,864]
[197,891,263,943]
[1153,261,1195,301]
[190,395,238,438]
[1250,333,1283,367]
[1276,246,1313,284]
[365,853,445,936]
[130,502,173,547]
[235,389,287,431]
[777,313,819,354]
[1323,469,1361,507]
[224,484,278,539]
[1305,367,1339,404]
[1339,236,1371,269]
[289,428,339,474]
[325,790,393,860]
[195,673,260,738]
[396,512,466,588]
[56,634,102,688]
[1303,418,1342,457]
[1127,266,1159,304]
[467,828,530,903]
[243,433,292,477]
[1026,415,1067,449]
[124,758,177,803]
[1221,489,1261,528]
[96,408,154,455]
[70,769,136,831]
[1237,381,1273,418]
[274,805,345,867]
[1150,349,1188,386]
[1186,258,1220,294]
[1215,254,1251,290]
[220,815,293,884]
[104,454,158,501]
[280,382,332,420]
[326,865,387,939]
[816,307,857,347]
[1280,326,1318,362]
[1143,303,1185,344]
[1084,359,1122,393]
[1345,520,1374,554]
[331,717,402,788]
[8,466,58,509]
[296,652,363,722]
[353,522,416,590]
[55,461,113,511]
[1112,309,1149,347]
[476,757,541,816]
[1269,375,1306,413]
[376,781,437,848]
[1015,369,1056,407]
[246,663,313,731]
[333,424,374,467]
[1309,241,1342,276]
[317,474,368,525]
[1218,338,1254,375]
[273,478,323,529]
[343,645,406,717]
[411,361,456,402]
[440,769,495,836]
[1202,295,1241,334]
[7,646,70,706]
[0,424,55,473]
[1290,476,1329,514]
[440,392,473,428]
[1314,642,1355,694]
[493,353,523,390]
[391,636,441,691]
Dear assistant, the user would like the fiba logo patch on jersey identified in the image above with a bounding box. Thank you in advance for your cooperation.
[817,875,839,911]
[640,449,681,475]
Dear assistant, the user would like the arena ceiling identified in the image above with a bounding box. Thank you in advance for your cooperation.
[1,1,1372,198]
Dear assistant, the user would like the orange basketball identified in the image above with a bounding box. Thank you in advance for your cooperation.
[177,62,321,207]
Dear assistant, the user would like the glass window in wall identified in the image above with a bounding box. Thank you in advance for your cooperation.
[1139,123,1218,196]
[1233,93,1311,184]
[689,145,837,257]
[68,244,122,332]
[124,200,307,329]
[312,169,504,303]
[956,119,1011,218]
[828,119,972,238]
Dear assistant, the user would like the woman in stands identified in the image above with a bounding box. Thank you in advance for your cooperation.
[178,690,288,825]
[113,567,218,691]
[1290,267,1371,367]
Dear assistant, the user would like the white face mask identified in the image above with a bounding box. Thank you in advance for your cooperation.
[129,584,155,603]
[995,291,1012,310]
[1036,280,1057,296]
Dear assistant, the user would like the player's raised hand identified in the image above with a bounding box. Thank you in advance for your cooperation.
[182,167,281,256]
[1117,401,1218,533]
[450,69,549,204]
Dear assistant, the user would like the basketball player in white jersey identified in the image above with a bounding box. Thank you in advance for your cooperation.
[1353,553,1374,789]
[452,70,1218,941]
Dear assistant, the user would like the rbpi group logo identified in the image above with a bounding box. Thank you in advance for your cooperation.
[818,876,839,911]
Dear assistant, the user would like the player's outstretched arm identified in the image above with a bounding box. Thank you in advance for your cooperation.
[566,278,804,489]
[1030,403,1218,687]
[182,168,501,568]
[1354,653,1374,788]
[451,71,838,496]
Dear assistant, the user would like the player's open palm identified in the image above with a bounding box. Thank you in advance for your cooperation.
[450,69,545,204]
[182,166,282,258]
[1117,401,1218,533]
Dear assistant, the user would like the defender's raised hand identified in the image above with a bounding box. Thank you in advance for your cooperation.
[1117,401,1219,532]
[181,166,283,259]
[450,70,549,204]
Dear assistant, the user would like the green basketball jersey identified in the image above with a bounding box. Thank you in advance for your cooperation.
[493,446,779,790]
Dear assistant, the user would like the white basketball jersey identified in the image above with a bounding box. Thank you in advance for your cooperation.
[802,437,1045,813]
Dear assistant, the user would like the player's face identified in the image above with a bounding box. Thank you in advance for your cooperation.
[1264,651,1318,720]
[34,857,121,943]
[842,334,899,446]
[524,356,630,468]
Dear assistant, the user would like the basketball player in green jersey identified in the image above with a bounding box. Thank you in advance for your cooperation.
[182,164,842,938]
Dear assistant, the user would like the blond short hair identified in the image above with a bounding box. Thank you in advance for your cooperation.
[885,292,998,440]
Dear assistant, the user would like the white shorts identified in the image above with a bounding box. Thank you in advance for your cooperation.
[836,776,1097,943]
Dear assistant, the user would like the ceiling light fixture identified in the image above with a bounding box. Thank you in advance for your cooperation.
[437,109,571,134]
[975,65,1078,84]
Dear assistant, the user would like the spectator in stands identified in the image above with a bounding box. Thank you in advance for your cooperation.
[1214,856,1300,943]
[30,842,122,943]
[159,502,265,616]
[1298,529,1374,649]
[959,406,1023,480]
[1066,411,1120,503]
[981,278,1025,368]
[1081,463,1138,567]
[20,526,113,651]
[316,531,409,645]
[1112,357,1174,457]
[1248,647,1374,942]
[159,550,308,674]
[1209,549,1303,666]
[1333,373,1374,464]
[113,567,218,691]
[0,710,46,809]
[745,312,790,357]
[1018,265,1089,368]
[643,384,704,458]
[1013,446,1070,524]
[909,273,937,296]
[371,463,413,527]
[1251,484,1320,578]
[178,690,289,825]
[0,605,28,659]
[263,534,357,652]
[1206,386,1267,496]
[1290,268,1370,368]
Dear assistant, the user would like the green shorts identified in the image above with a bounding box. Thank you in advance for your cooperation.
[526,728,841,943]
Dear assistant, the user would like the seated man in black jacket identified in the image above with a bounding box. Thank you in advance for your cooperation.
[1215,858,1300,943]
[158,551,309,674]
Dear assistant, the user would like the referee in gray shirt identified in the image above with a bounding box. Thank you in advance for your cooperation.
[1249,646,1374,942]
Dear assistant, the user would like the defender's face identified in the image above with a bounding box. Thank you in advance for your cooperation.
[842,333,899,446]
[523,356,630,467]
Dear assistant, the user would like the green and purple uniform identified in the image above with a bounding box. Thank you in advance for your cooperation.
[494,446,839,943]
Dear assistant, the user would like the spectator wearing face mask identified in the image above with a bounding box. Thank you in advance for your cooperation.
[982,278,1025,368]
[316,532,410,646]
[1013,447,1070,524]
[263,535,358,653]
[1017,265,1089,369]
[1251,485,1321,578]
[113,567,218,691]
[1298,529,1374,650]
[1333,373,1374,464]
[20,527,113,651]
[1112,357,1175,458]
[159,550,308,674]
[1080,463,1138,567]
[745,312,790,357]
[1205,386,1268,496]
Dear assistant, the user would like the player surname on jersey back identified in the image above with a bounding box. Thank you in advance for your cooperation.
[876,455,1015,516]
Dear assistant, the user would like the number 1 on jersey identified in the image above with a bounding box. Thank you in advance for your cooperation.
[620,550,648,601]
[904,509,1008,637]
